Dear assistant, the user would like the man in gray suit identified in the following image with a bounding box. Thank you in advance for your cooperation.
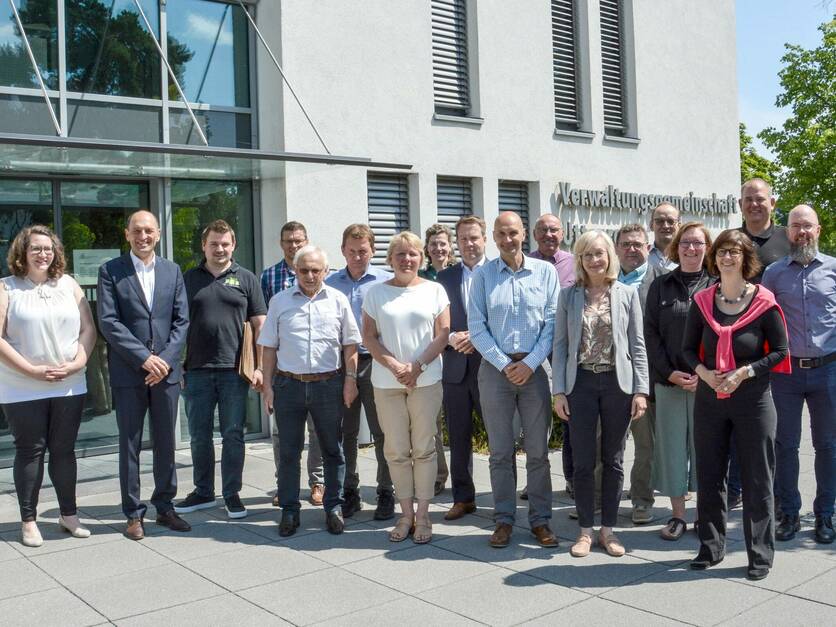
[97,210,190,540]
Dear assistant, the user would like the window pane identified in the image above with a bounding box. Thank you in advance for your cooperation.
[166,0,250,107]
[67,100,161,142]
[0,178,53,278]
[65,0,161,98]
[0,0,58,89]
[0,93,58,134]
[169,109,251,148]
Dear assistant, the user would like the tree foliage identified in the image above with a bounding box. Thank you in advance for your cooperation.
[759,18,836,254]
[739,123,778,186]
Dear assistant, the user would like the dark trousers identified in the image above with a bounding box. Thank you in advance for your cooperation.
[3,394,85,521]
[274,374,346,514]
[113,382,180,520]
[343,355,392,495]
[442,365,482,504]
[183,369,249,499]
[567,369,632,528]
[694,380,776,570]
[561,420,574,482]
[772,362,836,518]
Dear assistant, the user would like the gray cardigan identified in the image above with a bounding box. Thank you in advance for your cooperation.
[551,280,650,396]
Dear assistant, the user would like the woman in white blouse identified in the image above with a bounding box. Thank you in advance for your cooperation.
[362,231,451,544]
[0,225,97,547]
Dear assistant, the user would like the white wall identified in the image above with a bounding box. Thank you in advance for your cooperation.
[257,0,740,263]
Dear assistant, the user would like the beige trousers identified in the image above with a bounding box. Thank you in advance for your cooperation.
[373,382,443,501]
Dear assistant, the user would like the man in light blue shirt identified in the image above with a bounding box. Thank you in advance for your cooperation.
[469,212,559,548]
[325,224,395,521]
[763,205,836,545]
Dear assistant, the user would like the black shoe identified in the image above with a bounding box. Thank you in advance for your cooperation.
[814,515,835,544]
[224,494,247,519]
[271,494,279,507]
[727,492,742,510]
[775,514,800,541]
[174,491,216,514]
[434,481,445,496]
[341,489,362,518]
[278,511,300,537]
[156,510,192,532]
[565,480,574,500]
[326,510,345,535]
[374,491,395,520]
[690,551,724,570]
[747,566,770,581]
[520,486,529,501]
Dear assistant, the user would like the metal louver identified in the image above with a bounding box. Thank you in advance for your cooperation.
[498,181,530,253]
[600,0,625,133]
[552,0,580,128]
[436,176,472,233]
[432,0,470,115]
[368,173,410,267]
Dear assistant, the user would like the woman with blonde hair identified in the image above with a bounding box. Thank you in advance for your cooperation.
[362,231,450,543]
[0,225,97,547]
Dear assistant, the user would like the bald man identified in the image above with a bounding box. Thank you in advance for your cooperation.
[737,178,791,282]
[763,205,836,545]
[469,212,559,548]
[97,210,191,540]
[530,214,576,287]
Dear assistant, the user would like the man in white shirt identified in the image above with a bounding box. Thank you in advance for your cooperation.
[259,246,361,537]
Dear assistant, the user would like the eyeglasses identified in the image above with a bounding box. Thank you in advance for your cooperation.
[28,246,55,255]
[716,248,742,258]
[653,218,679,226]
[679,240,706,249]
[618,241,646,251]
[536,227,563,234]
[582,251,607,261]
[788,223,817,232]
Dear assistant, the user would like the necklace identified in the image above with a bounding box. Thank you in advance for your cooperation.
[716,283,749,304]
[25,276,52,300]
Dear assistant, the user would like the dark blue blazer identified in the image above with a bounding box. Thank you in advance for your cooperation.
[97,253,189,387]
[438,262,482,384]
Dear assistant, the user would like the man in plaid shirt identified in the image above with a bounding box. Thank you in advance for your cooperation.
[260,221,325,506]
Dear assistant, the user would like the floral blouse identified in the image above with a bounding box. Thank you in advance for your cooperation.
[578,290,615,365]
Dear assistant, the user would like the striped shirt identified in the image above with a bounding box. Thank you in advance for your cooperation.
[468,255,558,372]
[260,259,295,304]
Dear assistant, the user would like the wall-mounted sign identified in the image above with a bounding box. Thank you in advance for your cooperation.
[73,249,120,286]
[556,182,737,215]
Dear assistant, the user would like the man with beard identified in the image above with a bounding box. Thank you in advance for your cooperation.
[648,203,680,271]
[763,205,835,545]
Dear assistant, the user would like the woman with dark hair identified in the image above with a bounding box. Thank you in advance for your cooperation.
[0,225,97,547]
[645,222,716,540]
[682,229,789,580]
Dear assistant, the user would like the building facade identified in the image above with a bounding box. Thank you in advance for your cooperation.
[0,0,740,465]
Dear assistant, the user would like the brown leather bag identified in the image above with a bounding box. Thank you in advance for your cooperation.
[238,321,257,384]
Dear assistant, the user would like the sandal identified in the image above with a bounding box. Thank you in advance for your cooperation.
[413,516,432,544]
[389,516,415,542]
[661,517,687,541]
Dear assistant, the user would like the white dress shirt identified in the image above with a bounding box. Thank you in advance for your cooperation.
[130,250,156,309]
[258,283,361,374]
[450,256,486,346]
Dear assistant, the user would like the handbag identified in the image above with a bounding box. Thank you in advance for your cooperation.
[238,320,257,384]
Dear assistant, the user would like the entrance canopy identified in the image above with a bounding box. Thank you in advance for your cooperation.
[0,133,410,181]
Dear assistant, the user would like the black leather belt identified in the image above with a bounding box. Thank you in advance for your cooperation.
[276,369,340,382]
[579,363,615,373]
[508,352,529,362]
[792,353,836,370]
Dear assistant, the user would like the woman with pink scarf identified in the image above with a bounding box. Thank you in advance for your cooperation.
[682,229,789,582]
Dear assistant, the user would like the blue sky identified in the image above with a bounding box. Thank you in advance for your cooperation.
[736,0,833,157]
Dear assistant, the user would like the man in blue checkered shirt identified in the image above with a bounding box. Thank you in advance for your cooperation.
[468,212,559,549]
[260,221,325,506]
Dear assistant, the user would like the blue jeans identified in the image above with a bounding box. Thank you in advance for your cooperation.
[772,362,836,518]
[183,369,249,499]
[274,373,345,514]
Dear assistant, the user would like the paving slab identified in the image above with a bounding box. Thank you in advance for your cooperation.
[0,586,106,627]
[140,518,271,562]
[116,592,291,626]
[316,595,483,626]
[721,593,836,626]
[281,522,418,566]
[519,596,682,626]
[0,557,60,601]
[785,566,836,606]
[30,539,170,585]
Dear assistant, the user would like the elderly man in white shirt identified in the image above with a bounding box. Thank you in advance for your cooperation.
[259,246,361,537]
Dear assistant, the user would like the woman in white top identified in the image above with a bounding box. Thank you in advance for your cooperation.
[0,225,97,547]
[362,231,450,544]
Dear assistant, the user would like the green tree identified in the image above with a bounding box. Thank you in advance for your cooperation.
[759,18,836,254]
[739,123,777,186]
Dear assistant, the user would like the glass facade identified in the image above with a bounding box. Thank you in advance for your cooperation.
[0,0,59,89]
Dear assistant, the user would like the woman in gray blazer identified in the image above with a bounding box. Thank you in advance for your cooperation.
[553,230,649,558]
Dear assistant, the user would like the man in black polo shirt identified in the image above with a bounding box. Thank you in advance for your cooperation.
[738,178,791,283]
[175,220,267,519]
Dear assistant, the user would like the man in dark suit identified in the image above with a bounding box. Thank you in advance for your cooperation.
[437,216,488,520]
[97,210,190,540]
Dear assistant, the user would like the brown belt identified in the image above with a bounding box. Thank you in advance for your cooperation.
[508,353,529,362]
[276,369,340,383]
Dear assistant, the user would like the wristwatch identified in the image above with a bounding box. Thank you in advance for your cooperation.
[416,359,428,372]
[746,365,755,379]
[345,371,357,379]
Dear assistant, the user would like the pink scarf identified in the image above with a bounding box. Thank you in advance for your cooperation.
[694,284,791,399]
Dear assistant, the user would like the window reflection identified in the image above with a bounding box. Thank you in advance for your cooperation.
[166,0,250,107]
[0,0,59,89]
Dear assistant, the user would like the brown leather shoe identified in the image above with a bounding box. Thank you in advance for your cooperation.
[125,518,144,541]
[272,494,279,507]
[309,484,324,506]
[156,510,192,532]
[489,523,513,548]
[531,524,559,548]
[444,501,476,521]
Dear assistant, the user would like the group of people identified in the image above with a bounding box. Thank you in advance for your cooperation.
[0,178,832,583]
